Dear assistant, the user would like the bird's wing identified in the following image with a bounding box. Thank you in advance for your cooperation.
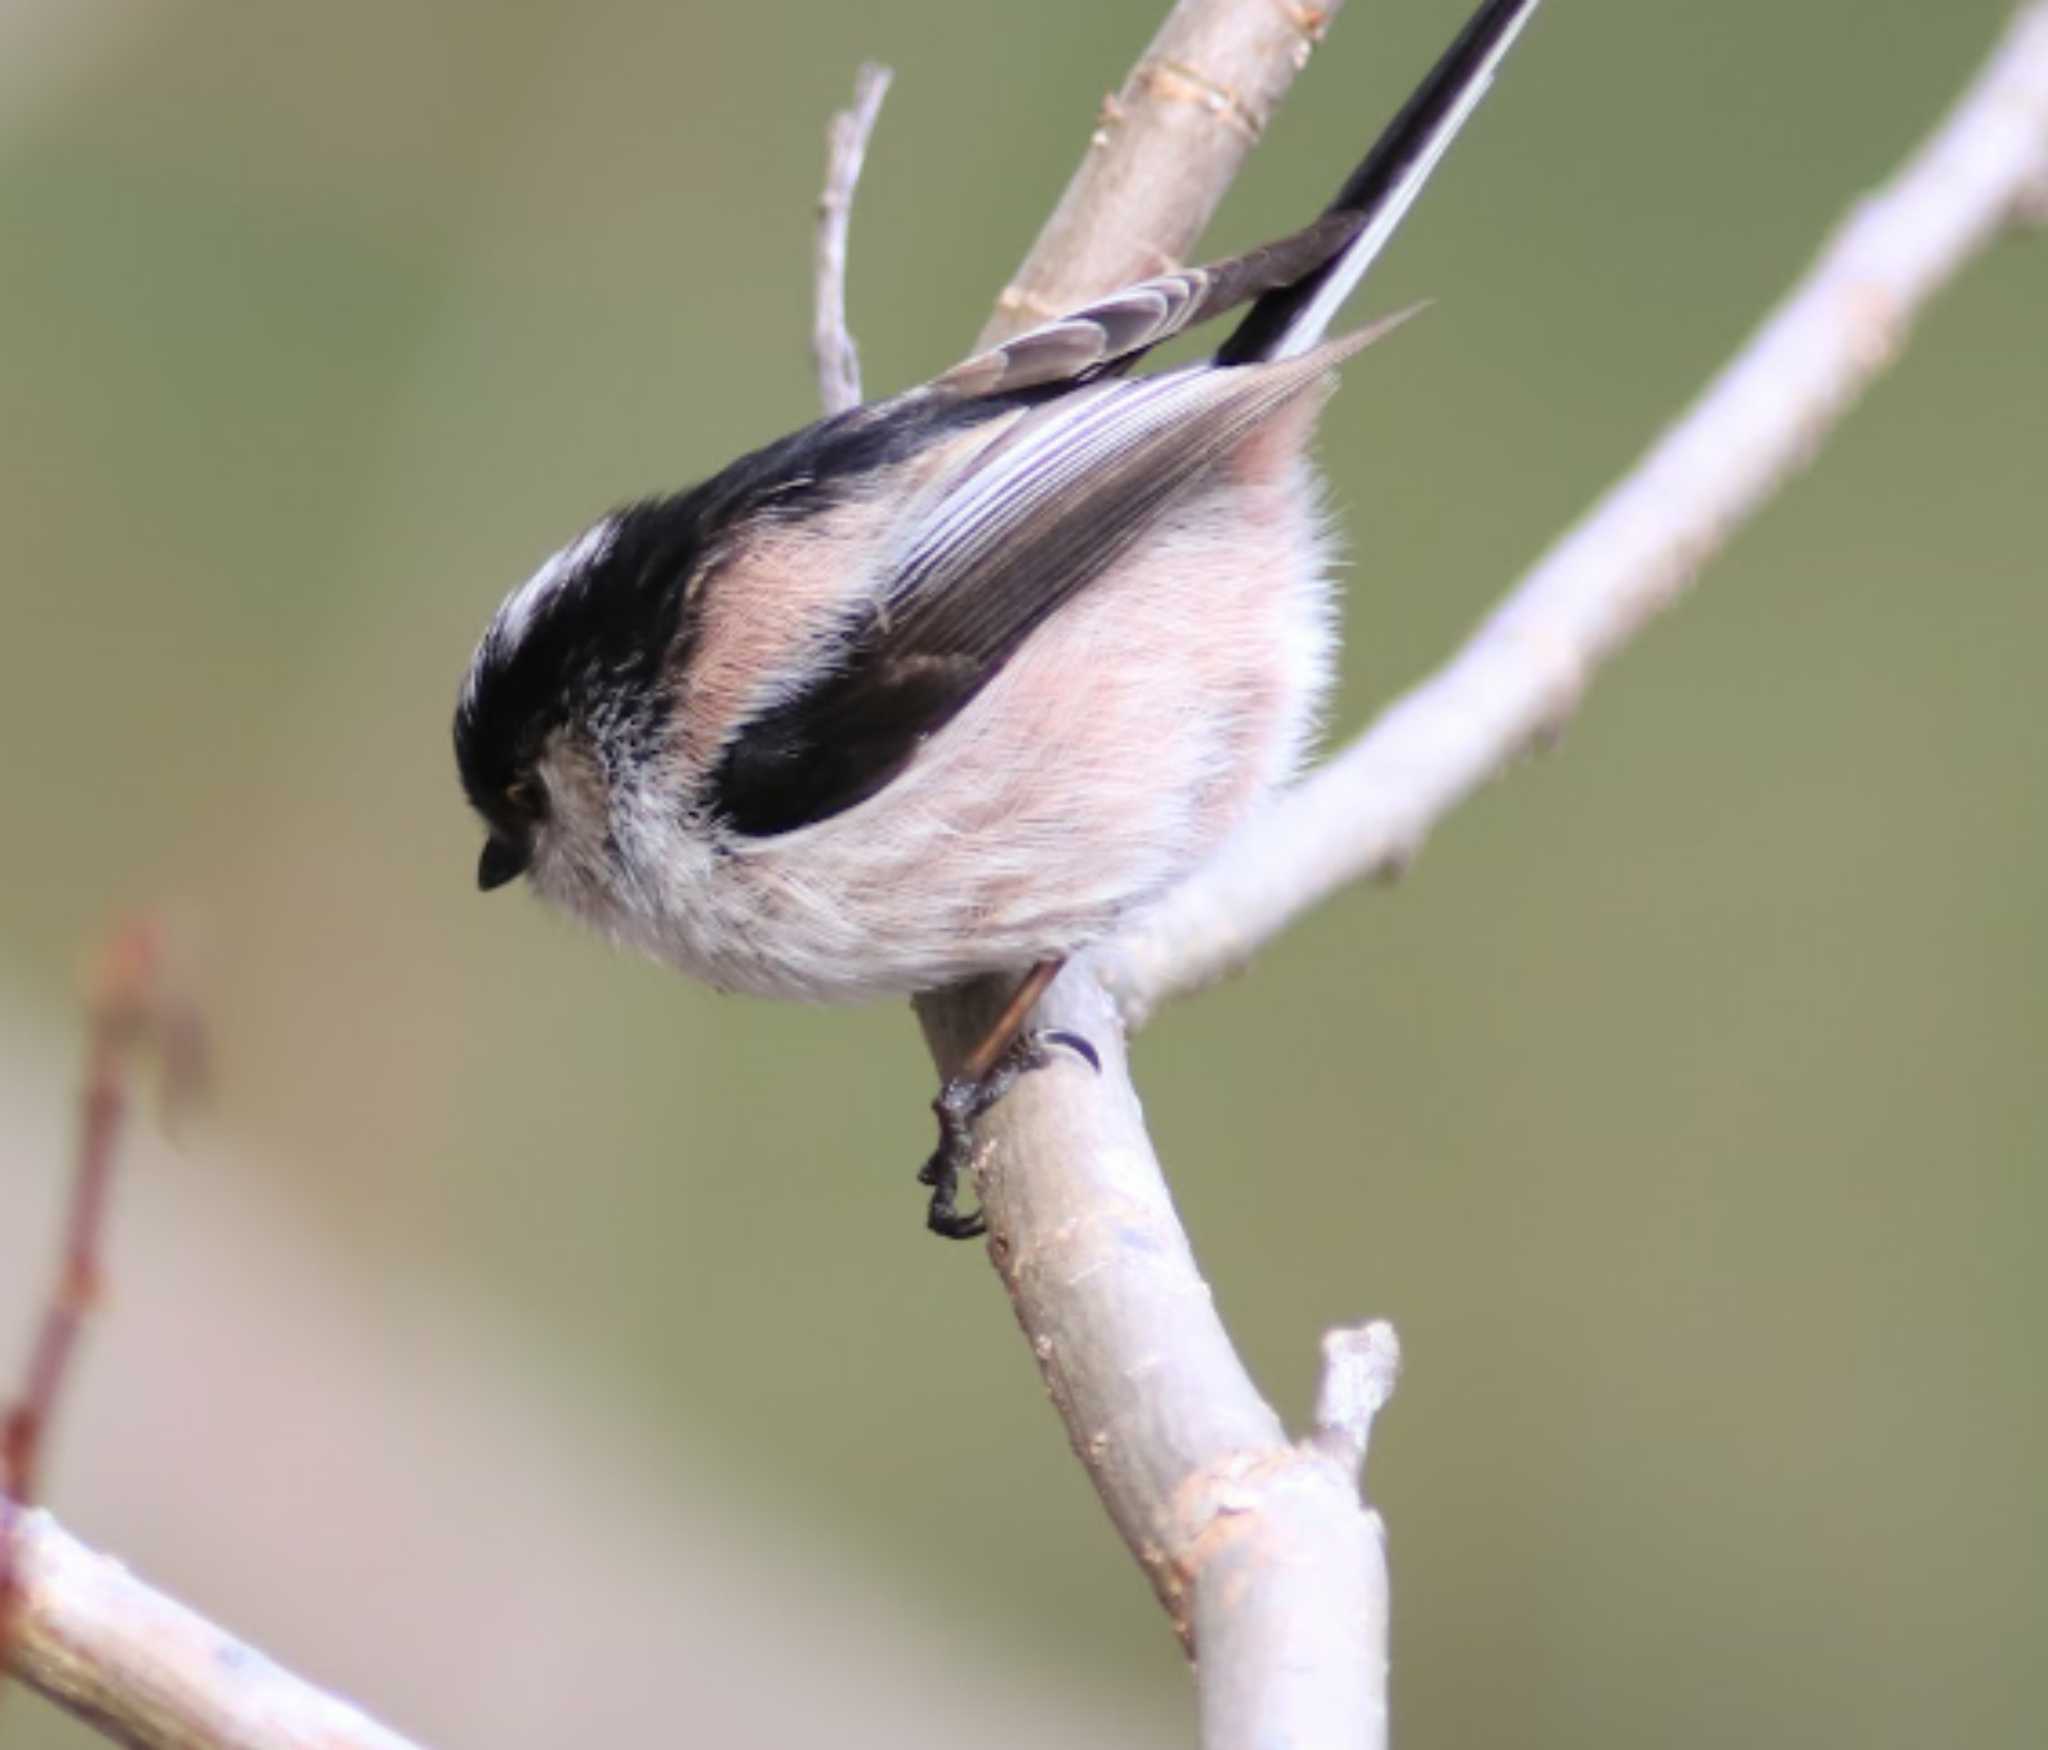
[934,0,1542,388]
[711,316,1412,837]
[926,212,1362,398]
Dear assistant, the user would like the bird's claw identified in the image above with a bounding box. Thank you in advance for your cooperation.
[917,1029,1100,1239]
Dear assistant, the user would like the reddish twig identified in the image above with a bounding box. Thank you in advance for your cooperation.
[0,919,203,1671]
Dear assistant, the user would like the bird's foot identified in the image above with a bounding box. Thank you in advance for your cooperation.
[917,1029,1101,1239]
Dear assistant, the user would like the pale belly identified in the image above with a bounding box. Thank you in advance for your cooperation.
[626,459,1340,1002]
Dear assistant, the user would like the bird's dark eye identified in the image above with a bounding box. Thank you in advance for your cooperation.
[504,777,545,821]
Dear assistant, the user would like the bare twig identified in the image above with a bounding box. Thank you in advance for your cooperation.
[977,0,1350,348]
[6,1509,422,1750]
[2,921,201,1655]
[814,62,893,415]
[1100,0,2048,1023]
[0,927,426,1749]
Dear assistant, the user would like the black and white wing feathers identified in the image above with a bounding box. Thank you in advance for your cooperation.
[712,326,1403,838]
[933,0,1541,391]
[709,0,1544,835]
[928,211,1362,397]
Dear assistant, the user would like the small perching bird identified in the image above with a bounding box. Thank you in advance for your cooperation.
[455,0,1545,1235]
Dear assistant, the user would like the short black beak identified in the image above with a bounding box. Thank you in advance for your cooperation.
[477,833,530,892]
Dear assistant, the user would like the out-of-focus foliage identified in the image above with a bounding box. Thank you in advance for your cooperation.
[1,2,2042,1745]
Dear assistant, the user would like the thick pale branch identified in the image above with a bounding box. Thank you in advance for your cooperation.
[915,973,1392,1750]
[1190,1463,1389,1750]
[976,0,1349,347]
[16,4,2039,1748]
[917,974,1287,1629]
[1099,0,2048,1023]
[917,12,1388,1744]
[7,1509,423,1750]
[925,6,2048,1748]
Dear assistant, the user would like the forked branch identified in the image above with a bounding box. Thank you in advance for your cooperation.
[898,6,2048,1750]
[6,5,2045,1747]
[1099,1,2048,1022]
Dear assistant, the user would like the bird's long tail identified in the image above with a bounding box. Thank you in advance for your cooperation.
[927,0,1543,402]
[1216,0,1544,365]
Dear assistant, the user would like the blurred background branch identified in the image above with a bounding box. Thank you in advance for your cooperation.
[0,928,423,1747]
[4,924,192,1584]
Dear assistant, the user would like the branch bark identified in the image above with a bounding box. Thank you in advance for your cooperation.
[7,1510,421,1750]
[0,927,421,1749]
[1098,0,2048,1023]
[8,5,2044,1748]
[976,0,1349,347]
[910,4,2048,1749]
[917,975,1394,1747]
[913,4,1402,1745]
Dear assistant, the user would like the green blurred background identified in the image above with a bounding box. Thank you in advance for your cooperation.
[2,0,2043,1744]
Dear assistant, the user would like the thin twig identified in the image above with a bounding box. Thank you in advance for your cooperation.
[1,921,201,1658]
[8,6,2041,1747]
[814,62,893,415]
[0,927,426,1748]
[1100,0,2048,1024]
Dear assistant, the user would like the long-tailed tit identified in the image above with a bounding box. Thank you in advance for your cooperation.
[456,0,1544,1236]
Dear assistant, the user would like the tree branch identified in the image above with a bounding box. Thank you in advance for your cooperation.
[814,62,893,415]
[12,4,2043,1746]
[1,926,422,1748]
[913,975,1395,1750]
[976,0,1347,348]
[903,5,1403,1744]
[1100,0,2048,1023]
[7,1510,421,1750]
[906,4,2048,1748]
[3,923,175,1603]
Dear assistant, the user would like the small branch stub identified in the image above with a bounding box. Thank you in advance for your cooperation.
[1310,1321,1402,1486]
[6,4,2043,1748]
